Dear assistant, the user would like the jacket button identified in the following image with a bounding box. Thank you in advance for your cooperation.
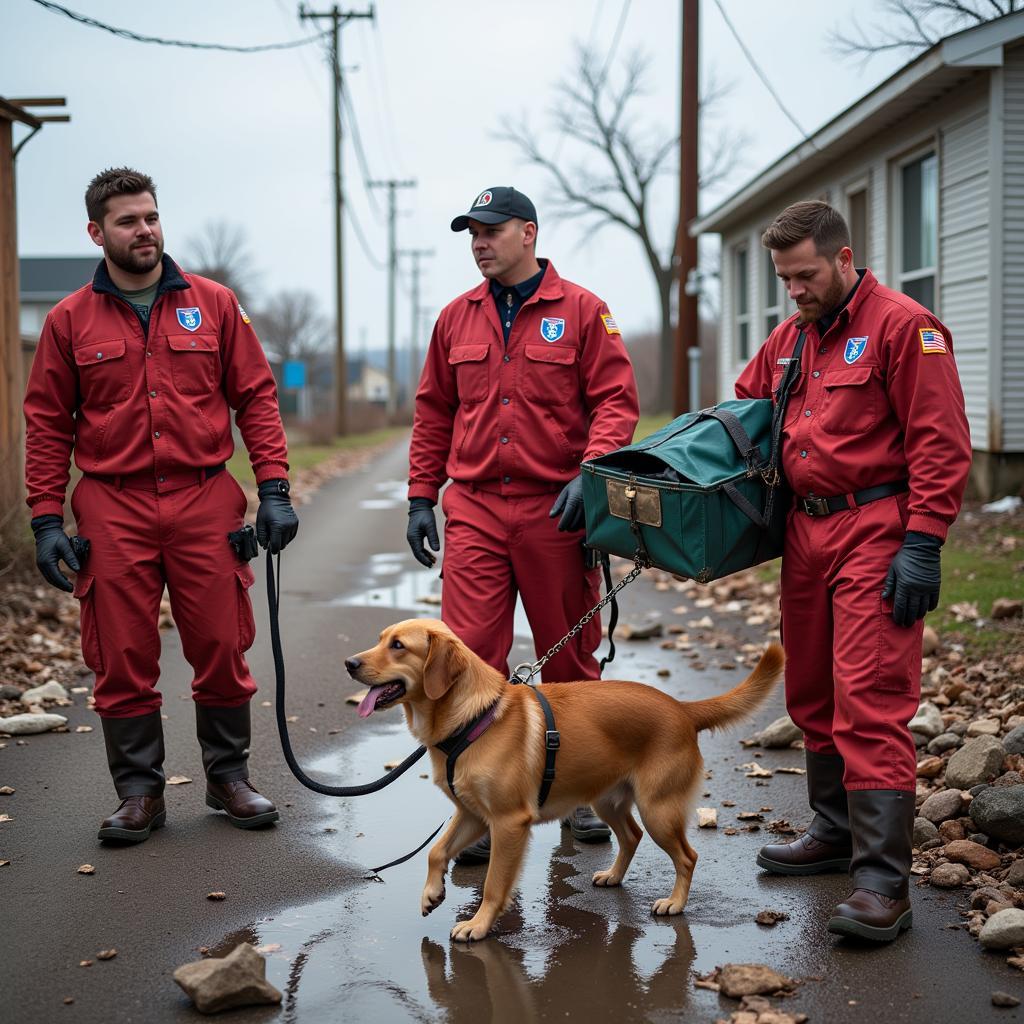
[800,450,807,458]
[502,397,510,405]
[158,476,165,483]
[147,350,152,357]
[150,390,157,398]
[812,370,821,378]
[503,355,511,363]
[500,436,509,444]
[96,352,103,359]
[154,431,160,438]
[503,476,511,484]
[190,341,197,348]
[804,409,811,417]
[818,346,826,354]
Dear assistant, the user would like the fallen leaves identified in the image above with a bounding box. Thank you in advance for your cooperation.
[207,892,227,901]
[755,910,791,927]
[0,814,12,823]
[0,786,14,795]
[77,864,95,875]
[167,775,192,786]
[96,949,117,961]
[740,763,773,779]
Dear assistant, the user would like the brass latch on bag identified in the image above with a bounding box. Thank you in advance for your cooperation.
[606,478,662,527]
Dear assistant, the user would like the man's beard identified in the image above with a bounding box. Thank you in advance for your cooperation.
[797,266,847,323]
[106,238,163,276]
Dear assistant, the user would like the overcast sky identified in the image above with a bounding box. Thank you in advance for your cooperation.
[5,0,908,351]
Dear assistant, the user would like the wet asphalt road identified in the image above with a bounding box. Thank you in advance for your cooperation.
[3,440,1022,1023]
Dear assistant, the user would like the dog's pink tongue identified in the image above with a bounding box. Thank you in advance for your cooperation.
[357,686,386,719]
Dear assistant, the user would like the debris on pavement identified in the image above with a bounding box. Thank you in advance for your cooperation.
[697,807,718,828]
[173,942,283,1014]
[96,949,117,961]
[755,910,791,927]
[0,712,68,735]
[77,864,94,875]
[697,963,798,999]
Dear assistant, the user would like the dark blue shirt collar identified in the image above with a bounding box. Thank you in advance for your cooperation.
[489,258,547,303]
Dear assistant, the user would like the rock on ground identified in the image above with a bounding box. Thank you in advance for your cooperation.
[19,680,69,704]
[1003,725,1024,757]
[909,702,945,739]
[930,862,971,888]
[943,839,1001,872]
[970,785,1024,846]
[919,789,963,824]
[913,817,939,847]
[979,908,1024,951]
[717,964,796,999]
[0,712,68,735]
[173,943,282,1014]
[756,716,802,749]
[944,736,1007,790]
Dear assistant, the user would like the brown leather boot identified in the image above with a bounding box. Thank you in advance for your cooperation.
[757,831,853,874]
[205,780,279,829]
[98,795,166,843]
[827,888,912,941]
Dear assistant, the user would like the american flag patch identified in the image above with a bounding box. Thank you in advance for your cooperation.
[600,313,621,335]
[919,328,947,354]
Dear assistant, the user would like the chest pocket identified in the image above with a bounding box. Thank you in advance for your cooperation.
[819,364,877,435]
[448,344,490,404]
[73,338,131,407]
[521,344,578,406]
[167,334,221,395]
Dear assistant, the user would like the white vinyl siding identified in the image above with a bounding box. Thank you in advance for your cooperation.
[1004,47,1024,450]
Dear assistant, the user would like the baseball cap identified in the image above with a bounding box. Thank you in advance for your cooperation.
[451,186,538,232]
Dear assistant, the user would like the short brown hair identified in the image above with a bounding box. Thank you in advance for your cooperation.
[761,200,850,257]
[85,167,157,224]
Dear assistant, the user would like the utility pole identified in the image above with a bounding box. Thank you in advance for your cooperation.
[674,0,699,415]
[299,3,373,436]
[398,248,434,411]
[368,178,416,417]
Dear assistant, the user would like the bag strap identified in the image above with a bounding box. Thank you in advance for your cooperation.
[767,330,807,480]
[700,408,760,469]
[722,482,766,528]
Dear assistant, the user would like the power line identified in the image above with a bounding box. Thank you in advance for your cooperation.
[341,85,385,221]
[343,191,387,271]
[30,0,330,52]
[712,0,814,144]
[369,18,409,175]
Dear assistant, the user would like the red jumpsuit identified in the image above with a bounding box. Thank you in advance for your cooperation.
[409,262,639,680]
[23,257,289,718]
[736,270,971,790]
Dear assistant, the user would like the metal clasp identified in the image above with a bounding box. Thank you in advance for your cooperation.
[545,730,560,751]
[801,496,829,516]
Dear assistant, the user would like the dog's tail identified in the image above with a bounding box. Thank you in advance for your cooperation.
[684,643,785,734]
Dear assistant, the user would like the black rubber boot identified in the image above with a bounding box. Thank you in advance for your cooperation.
[828,789,914,942]
[195,703,253,784]
[757,750,851,874]
[100,710,166,798]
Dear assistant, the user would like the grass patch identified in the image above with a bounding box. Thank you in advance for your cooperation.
[227,426,406,482]
[632,413,676,443]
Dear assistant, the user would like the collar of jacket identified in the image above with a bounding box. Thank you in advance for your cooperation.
[91,252,191,302]
[467,258,565,306]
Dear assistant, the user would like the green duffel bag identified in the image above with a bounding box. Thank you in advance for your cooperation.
[581,400,788,582]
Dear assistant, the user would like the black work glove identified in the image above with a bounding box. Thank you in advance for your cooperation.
[256,479,299,554]
[407,498,439,567]
[881,530,942,628]
[31,514,79,593]
[549,474,586,532]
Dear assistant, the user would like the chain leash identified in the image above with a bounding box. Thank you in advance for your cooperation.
[510,555,647,685]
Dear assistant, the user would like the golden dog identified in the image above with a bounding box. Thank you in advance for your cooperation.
[346,619,784,942]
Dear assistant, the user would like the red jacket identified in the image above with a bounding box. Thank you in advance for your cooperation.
[24,257,288,518]
[409,262,639,502]
[735,269,971,540]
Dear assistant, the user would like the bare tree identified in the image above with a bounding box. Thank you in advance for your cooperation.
[831,0,1020,60]
[257,289,331,365]
[183,220,258,306]
[499,47,743,411]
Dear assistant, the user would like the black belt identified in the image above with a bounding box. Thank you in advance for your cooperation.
[798,479,908,517]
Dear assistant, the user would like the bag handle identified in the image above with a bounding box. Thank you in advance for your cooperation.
[766,330,807,483]
[700,408,760,470]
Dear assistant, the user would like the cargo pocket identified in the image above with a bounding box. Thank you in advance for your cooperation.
[522,344,578,405]
[819,365,876,435]
[234,563,257,653]
[448,344,490,404]
[73,338,131,407]
[167,334,221,395]
[72,573,104,674]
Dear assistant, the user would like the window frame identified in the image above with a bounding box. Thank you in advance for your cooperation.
[843,175,870,265]
[762,245,783,338]
[733,243,751,363]
[893,142,940,313]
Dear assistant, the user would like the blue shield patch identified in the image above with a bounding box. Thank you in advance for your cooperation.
[176,307,202,332]
[844,336,868,364]
[540,317,565,343]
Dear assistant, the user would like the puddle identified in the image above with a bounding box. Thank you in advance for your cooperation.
[213,723,825,1023]
[357,479,409,512]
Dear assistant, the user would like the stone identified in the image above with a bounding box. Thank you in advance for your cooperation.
[697,807,718,829]
[928,733,961,755]
[919,789,963,824]
[992,992,1021,1008]
[970,785,1024,846]
[972,886,1007,910]
[943,839,1002,872]
[916,756,944,779]
[173,943,282,1014]
[0,713,68,735]
[967,719,1002,738]
[913,817,939,847]
[908,702,944,740]
[945,736,1007,790]
[19,681,69,705]
[930,862,971,888]
[996,772,1024,788]
[621,621,663,640]
[0,685,23,701]
[1004,859,1024,888]
[937,820,965,843]
[991,599,1023,620]
[971,784,992,797]
[756,715,802,749]
[717,963,795,999]
[922,625,940,656]
[911,732,928,748]
[1003,725,1024,757]
[979,908,1024,950]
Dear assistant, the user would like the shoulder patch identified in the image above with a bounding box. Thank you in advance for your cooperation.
[600,313,620,335]
[238,304,251,325]
[919,327,947,355]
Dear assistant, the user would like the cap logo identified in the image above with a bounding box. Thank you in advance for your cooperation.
[475,190,493,208]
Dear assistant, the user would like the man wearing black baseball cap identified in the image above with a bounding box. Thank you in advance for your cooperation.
[407,186,639,862]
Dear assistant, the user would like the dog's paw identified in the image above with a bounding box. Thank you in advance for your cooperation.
[421,883,446,917]
[450,916,491,942]
[651,897,686,916]
[592,869,623,887]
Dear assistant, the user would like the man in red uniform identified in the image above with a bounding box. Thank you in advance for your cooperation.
[24,168,299,843]
[407,187,639,858]
[737,201,971,941]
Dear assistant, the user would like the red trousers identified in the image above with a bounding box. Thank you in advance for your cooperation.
[780,494,922,792]
[440,483,602,681]
[70,471,258,718]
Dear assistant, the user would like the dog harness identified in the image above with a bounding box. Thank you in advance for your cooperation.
[435,684,560,807]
